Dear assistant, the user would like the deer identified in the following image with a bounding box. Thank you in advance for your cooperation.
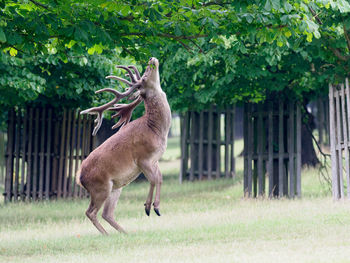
[77,57,171,235]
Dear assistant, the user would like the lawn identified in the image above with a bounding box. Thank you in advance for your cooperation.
[1,138,350,263]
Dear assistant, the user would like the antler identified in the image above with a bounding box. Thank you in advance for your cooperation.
[109,96,143,130]
[127,65,141,80]
[80,65,143,136]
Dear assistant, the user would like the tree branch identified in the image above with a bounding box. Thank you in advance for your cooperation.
[308,6,323,25]
[189,39,204,53]
[121,32,208,40]
[343,22,350,52]
[329,47,350,61]
[29,0,49,10]
[304,120,331,158]
[178,40,194,54]
[119,15,135,21]
[201,1,233,7]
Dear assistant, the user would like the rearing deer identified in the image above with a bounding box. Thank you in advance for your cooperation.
[77,58,171,234]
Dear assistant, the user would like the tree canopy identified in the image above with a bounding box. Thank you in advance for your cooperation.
[1,0,350,111]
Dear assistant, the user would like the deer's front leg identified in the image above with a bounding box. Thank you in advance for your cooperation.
[144,183,155,216]
[153,165,162,216]
[139,160,162,216]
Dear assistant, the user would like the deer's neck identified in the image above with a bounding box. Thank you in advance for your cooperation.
[143,89,171,138]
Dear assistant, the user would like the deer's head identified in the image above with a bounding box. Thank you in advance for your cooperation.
[140,57,160,91]
[81,58,160,136]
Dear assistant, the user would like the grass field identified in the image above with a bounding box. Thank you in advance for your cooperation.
[1,138,350,263]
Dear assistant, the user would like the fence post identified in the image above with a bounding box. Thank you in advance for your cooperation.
[346,78,350,199]
[39,108,46,200]
[288,101,295,198]
[278,101,284,197]
[45,109,52,200]
[0,132,5,186]
[180,112,189,183]
[246,104,253,197]
[14,109,21,201]
[230,105,236,177]
[257,105,264,196]
[341,84,350,199]
[216,110,221,179]
[225,107,230,178]
[207,106,213,180]
[189,111,195,181]
[243,104,248,195]
[296,103,302,198]
[198,111,204,180]
[329,84,339,199]
[267,102,274,197]
[335,88,344,198]
[5,109,15,203]
[57,109,67,199]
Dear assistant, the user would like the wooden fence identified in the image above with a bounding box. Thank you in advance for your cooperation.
[244,101,302,198]
[4,107,96,202]
[329,79,350,200]
[180,106,236,182]
[0,132,5,187]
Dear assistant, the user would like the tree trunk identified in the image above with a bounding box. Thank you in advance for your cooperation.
[301,109,320,167]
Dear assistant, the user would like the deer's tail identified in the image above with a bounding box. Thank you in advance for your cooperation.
[76,168,83,188]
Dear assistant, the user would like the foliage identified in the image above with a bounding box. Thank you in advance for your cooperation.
[160,1,350,111]
[1,0,350,111]
[0,48,141,110]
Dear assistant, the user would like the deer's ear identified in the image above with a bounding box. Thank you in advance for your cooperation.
[140,89,147,98]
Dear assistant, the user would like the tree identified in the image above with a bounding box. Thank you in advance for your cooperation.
[2,0,350,166]
[2,0,348,109]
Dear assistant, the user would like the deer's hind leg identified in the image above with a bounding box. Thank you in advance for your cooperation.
[85,181,111,235]
[102,187,127,234]
[139,160,162,216]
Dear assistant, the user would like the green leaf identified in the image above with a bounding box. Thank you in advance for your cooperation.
[306,32,313,42]
[284,30,292,38]
[246,14,253,24]
[313,30,321,39]
[271,0,280,10]
[174,24,182,36]
[88,46,95,55]
[284,2,293,12]
[9,48,17,56]
[264,0,271,11]
[0,27,6,43]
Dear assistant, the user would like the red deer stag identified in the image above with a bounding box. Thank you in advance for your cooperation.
[77,57,171,234]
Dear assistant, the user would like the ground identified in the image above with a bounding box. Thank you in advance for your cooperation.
[0,138,350,263]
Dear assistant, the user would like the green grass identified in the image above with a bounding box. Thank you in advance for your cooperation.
[1,167,350,263]
[1,137,350,263]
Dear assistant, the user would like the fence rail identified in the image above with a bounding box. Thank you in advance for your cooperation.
[4,107,96,202]
[329,79,350,200]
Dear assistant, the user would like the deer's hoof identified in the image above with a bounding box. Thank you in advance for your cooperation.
[154,208,161,216]
[144,203,150,216]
